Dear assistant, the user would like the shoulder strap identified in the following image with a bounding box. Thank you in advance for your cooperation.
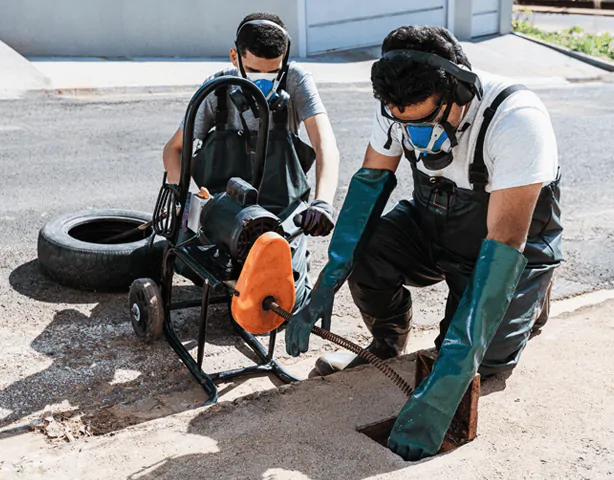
[470,84,528,192]
[273,71,289,128]
[215,86,229,131]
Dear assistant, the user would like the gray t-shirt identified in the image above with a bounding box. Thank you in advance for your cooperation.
[180,62,326,140]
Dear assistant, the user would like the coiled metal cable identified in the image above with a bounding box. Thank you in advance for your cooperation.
[265,299,414,398]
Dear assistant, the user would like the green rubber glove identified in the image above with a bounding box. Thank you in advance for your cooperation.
[388,239,527,460]
[285,286,334,356]
[285,168,397,357]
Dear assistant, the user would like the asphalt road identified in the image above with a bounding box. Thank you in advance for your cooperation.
[1,82,614,316]
[1,82,614,434]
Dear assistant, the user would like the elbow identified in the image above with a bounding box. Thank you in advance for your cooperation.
[162,140,175,158]
[163,141,180,165]
[162,141,171,162]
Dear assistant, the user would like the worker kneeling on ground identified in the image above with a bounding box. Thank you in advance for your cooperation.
[163,12,340,311]
[285,25,562,460]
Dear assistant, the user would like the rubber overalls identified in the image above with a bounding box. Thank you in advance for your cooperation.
[187,82,316,311]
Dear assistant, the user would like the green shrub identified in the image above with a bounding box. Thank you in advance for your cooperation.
[513,19,614,62]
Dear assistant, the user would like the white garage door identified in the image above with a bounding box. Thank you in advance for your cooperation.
[305,0,448,56]
[472,0,500,37]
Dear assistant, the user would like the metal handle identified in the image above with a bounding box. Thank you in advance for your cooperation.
[177,77,271,240]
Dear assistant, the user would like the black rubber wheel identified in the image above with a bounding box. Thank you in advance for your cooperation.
[129,278,164,343]
[38,209,166,292]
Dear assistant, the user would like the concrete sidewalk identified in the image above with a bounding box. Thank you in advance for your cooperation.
[0,41,50,99]
[2,298,612,479]
[0,34,612,99]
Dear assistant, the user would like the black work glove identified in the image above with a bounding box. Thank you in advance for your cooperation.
[293,200,335,237]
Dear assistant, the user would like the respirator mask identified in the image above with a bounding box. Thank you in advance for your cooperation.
[382,96,464,171]
[234,19,292,112]
[377,49,484,171]
[245,72,281,100]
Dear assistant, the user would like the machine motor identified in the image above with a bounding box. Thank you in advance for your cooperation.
[199,177,283,263]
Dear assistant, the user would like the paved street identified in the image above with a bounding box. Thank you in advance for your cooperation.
[1,78,614,449]
[1,82,614,300]
[1,6,613,473]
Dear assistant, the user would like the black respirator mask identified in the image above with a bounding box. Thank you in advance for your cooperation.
[380,50,483,171]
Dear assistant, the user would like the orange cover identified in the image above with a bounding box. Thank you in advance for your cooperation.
[231,232,295,335]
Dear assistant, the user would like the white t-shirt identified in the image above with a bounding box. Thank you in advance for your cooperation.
[369,72,559,192]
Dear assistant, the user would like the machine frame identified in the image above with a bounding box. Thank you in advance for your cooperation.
[130,76,300,405]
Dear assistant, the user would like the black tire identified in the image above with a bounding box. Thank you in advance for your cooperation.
[129,278,164,343]
[38,209,166,292]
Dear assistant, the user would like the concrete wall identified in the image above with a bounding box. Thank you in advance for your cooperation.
[304,0,447,55]
[472,0,500,37]
[499,0,514,35]
[0,0,299,57]
[0,0,514,57]
[455,0,509,39]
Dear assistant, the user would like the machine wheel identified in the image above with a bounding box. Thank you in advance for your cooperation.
[129,278,164,343]
[38,209,166,291]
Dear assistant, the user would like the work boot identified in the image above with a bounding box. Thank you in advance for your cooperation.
[313,310,412,376]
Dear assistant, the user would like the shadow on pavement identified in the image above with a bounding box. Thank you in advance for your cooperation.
[480,370,513,396]
[9,259,107,304]
[125,348,486,480]
[1,259,286,439]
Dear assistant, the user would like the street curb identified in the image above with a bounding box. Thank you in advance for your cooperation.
[24,84,203,98]
[21,81,374,98]
[512,32,614,74]
[411,288,614,331]
[550,289,614,318]
[8,66,608,100]
[514,4,614,16]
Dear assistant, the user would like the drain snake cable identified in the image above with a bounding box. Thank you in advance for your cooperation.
[263,298,414,398]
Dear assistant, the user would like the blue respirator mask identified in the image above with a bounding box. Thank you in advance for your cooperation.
[382,98,464,171]
[239,71,290,113]
[378,49,483,171]
[246,72,282,99]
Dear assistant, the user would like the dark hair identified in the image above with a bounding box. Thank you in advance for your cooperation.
[371,25,471,109]
[236,13,288,59]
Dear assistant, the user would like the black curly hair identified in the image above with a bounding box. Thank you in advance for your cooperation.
[236,13,288,59]
[371,25,471,110]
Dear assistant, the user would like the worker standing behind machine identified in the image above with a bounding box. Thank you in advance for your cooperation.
[286,25,562,460]
[163,12,340,311]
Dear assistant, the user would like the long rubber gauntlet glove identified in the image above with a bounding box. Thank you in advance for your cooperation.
[285,168,397,357]
[388,239,527,460]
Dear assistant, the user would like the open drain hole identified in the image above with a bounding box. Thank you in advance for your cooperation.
[357,412,477,456]
[357,350,481,457]
[357,416,397,448]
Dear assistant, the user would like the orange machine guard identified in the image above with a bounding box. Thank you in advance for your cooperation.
[231,232,296,335]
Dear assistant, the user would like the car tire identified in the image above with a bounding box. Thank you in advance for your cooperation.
[38,209,166,292]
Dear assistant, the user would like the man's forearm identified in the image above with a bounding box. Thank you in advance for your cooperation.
[314,144,339,205]
[162,145,182,184]
[486,183,542,253]
[303,113,340,206]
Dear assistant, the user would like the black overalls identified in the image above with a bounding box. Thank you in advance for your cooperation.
[179,82,316,311]
[348,86,563,376]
